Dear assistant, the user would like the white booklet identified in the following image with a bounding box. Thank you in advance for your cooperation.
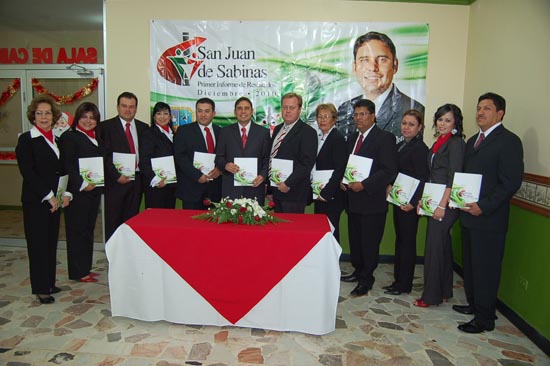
[234,157,257,187]
[193,151,216,175]
[311,169,334,200]
[56,175,68,203]
[113,152,136,180]
[343,154,373,184]
[419,183,446,216]
[449,172,483,209]
[270,158,293,186]
[387,172,420,206]
[151,156,177,184]
[79,156,104,187]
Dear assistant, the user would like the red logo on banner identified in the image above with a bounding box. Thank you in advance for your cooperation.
[157,34,206,86]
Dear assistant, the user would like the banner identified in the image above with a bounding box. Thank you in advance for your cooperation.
[150,20,429,137]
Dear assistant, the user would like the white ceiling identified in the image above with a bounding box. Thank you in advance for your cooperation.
[0,0,103,31]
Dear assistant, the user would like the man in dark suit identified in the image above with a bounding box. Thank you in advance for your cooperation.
[174,97,222,209]
[454,93,524,333]
[337,31,424,143]
[341,99,398,297]
[97,92,148,241]
[269,93,317,213]
[215,97,271,204]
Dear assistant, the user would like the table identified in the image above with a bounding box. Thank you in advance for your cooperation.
[105,209,342,335]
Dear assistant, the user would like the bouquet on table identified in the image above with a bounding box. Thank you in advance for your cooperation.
[192,197,287,225]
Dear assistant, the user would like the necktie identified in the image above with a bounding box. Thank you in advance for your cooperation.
[204,126,215,153]
[241,127,247,149]
[125,122,136,154]
[474,132,485,149]
[354,134,363,154]
[269,125,289,176]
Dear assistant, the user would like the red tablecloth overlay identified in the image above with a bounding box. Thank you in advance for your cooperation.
[125,209,331,324]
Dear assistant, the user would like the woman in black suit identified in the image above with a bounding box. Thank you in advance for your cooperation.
[313,103,347,242]
[414,104,465,307]
[60,102,103,283]
[16,95,70,304]
[140,102,176,208]
[383,110,429,295]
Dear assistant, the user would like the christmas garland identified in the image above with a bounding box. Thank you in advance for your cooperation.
[0,79,21,107]
[32,78,99,105]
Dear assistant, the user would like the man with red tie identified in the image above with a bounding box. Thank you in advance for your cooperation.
[340,99,398,297]
[97,92,149,241]
[215,97,271,204]
[454,93,524,333]
[174,97,222,209]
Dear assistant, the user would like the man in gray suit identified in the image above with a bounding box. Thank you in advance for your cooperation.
[215,97,271,204]
[337,31,424,143]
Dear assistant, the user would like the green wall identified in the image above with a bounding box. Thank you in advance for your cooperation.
[335,204,549,339]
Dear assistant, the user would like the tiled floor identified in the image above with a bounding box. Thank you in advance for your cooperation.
[0,241,547,366]
[0,209,547,366]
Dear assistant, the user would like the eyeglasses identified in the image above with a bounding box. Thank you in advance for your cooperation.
[353,111,372,118]
[317,114,333,120]
[35,111,53,116]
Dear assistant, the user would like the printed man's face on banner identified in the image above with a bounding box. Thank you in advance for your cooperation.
[352,40,398,98]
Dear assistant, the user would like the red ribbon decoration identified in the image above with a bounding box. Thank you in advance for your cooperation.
[0,79,21,107]
[32,78,99,105]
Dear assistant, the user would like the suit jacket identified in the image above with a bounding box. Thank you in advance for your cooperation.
[396,137,429,205]
[346,125,398,215]
[460,125,524,231]
[16,128,64,204]
[315,128,347,201]
[428,135,465,187]
[59,130,104,198]
[215,122,271,202]
[139,125,174,186]
[173,122,222,202]
[271,119,318,203]
[96,116,148,187]
[337,85,425,142]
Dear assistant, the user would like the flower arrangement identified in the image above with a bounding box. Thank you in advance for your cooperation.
[193,197,286,225]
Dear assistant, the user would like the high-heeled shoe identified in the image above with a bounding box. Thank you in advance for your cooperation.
[89,272,100,277]
[36,294,55,304]
[79,275,98,283]
[413,299,431,308]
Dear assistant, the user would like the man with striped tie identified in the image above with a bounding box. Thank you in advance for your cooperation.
[268,93,317,213]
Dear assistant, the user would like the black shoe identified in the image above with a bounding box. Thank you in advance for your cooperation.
[340,273,359,283]
[384,289,410,295]
[382,284,396,291]
[50,286,62,294]
[452,304,474,315]
[458,319,494,333]
[36,294,55,304]
[350,284,370,297]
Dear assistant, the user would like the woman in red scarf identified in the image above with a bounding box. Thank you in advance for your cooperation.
[414,104,465,308]
[59,102,104,283]
[16,95,70,304]
[139,102,176,208]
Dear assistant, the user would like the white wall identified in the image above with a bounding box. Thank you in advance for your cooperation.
[105,0,470,149]
[464,0,550,175]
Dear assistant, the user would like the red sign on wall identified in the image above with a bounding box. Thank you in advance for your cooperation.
[0,47,98,64]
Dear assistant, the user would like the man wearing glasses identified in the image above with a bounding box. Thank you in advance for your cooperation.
[340,99,398,297]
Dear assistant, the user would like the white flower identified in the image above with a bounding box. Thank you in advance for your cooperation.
[231,209,236,215]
